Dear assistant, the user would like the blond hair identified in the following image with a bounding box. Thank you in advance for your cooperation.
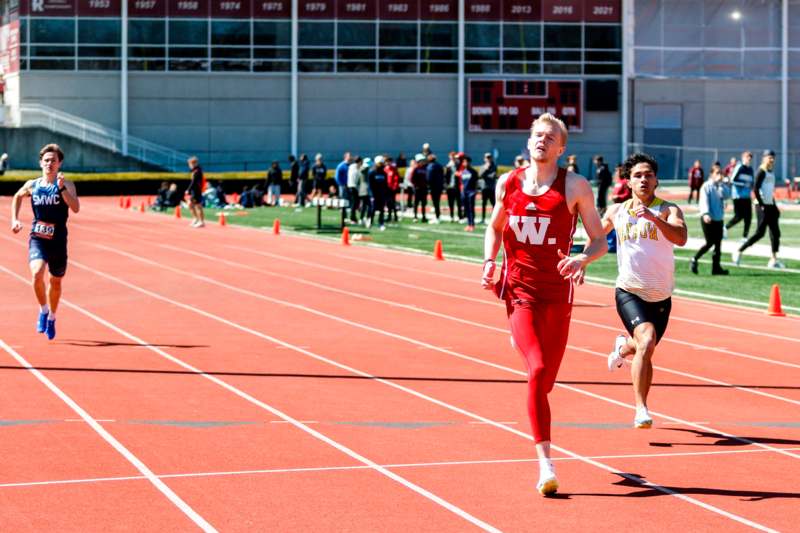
[530,113,568,146]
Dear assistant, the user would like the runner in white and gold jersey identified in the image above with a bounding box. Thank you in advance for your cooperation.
[600,153,688,429]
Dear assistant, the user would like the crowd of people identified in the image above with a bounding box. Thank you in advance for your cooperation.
[689,150,790,272]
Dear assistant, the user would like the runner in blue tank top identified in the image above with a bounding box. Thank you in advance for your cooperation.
[10,144,80,340]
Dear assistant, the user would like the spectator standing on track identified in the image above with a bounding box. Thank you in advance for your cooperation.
[358,157,373,227]
[369,155,389,231]
[725,151,755,241]
[385,156,400,222]
[460,155,479,232]
[603,153,688,430]
[296,153,310,207]
[687,160,704,204]
[266,160,283,207]
[733,150,790,268]
[411,153,429,223]
[445,151,462,222]
[347,155,362,223]
[566,154,579,174]
[403,158,416,214]
[723,156,737,178]
[311,153,327,200]
[482,114,607,496]
[396,152,407,169]
[10,143,81,341]
[691,162,731,275]
[336,152,352,199]
[610,165,631,204]
[479,152,498,224]
[594,155,613,212]
[288,154,299,196]
[427,153,445,223]
[186,156,205,227]
[0,153,9,175]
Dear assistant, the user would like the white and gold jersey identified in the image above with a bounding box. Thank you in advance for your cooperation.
[613,198,675,302]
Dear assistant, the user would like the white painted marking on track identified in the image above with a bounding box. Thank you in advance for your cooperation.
[0,266,500,533]
[104,242,800,410]
[65,418,116,422]
[0,338,216,532]
[6,260,780,533]
[4,447,800,491]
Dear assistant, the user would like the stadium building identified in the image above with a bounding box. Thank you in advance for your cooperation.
[0,0,797,178]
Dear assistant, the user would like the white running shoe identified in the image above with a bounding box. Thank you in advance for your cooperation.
[608,335,626,372]
[731,250,742,266]
[537,462,558,496]
[634,407,653,429]
[767,258,785,269]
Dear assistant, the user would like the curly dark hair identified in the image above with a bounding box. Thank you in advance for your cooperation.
[621,153,658,180]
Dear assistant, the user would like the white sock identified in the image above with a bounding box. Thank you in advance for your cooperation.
[48,312,56,321]
[40,305,49,314]
[539,459,555,476]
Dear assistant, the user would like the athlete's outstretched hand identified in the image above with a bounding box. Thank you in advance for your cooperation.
[557,249,586,285]
[481,260,496,289]
[10,219,22,233]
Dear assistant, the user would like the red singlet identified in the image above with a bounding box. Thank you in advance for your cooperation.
[497,167,578,304]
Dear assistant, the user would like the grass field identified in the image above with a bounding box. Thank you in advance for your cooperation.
[158,196,800,313]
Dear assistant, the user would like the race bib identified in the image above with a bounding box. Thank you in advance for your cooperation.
[32,221,56,240]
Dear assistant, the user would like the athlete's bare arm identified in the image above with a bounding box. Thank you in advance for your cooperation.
[58,173,80,213]
[10,180,35,233]
[634,200,687,246]
[482,173,510,288]
[600,202,623,235]
[560,173,608,285]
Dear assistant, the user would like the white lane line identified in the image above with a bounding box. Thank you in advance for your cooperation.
[83,247,800,462]
[65,418,116,422]
[105,244,800,410]
[0,267,500,533]
[16,261,779,532]
[4,447,799,490]
[0,338,216,533]
[226,244,800,369]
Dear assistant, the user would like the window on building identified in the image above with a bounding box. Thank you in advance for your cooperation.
[168,20,209,71]
[29,18,75,70]
[254,21,290,72]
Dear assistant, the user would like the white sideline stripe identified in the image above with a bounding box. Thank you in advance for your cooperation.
[26,257,781,532]
[136,244,800,409]
[0,338,216,533]
[4,447,799,490]
[226,244,800,369]
[91,244,800,460]
[0,267,499,533]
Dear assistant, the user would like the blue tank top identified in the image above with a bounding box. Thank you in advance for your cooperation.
[30,178,69,241]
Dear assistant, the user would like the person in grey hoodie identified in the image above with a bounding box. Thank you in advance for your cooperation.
[725,151,754,240]
[691,162,730,275]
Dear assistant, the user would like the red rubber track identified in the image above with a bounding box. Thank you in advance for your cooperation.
[0,196,797,532]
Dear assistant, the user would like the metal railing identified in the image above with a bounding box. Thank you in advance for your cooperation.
[11,103,190,171]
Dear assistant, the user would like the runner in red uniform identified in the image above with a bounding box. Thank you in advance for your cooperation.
[482,114,608,496]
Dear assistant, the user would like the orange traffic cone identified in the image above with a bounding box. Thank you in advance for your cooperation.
[219,213,227,226]
[434,240,444,261]
[174,206,181,219]
[273,218,281,235]
[342,227,350,246]
[125,197,132,209]
[139,202,145,213]
[147,196,153,207]
[767,284,786,317]
[118,196,124,208]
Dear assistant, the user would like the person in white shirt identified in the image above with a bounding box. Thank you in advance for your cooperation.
[601,153,688,429]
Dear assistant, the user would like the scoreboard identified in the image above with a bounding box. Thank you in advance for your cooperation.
[468,79,583,132]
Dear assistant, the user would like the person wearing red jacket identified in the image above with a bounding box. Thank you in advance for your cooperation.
[687,160,704,204]
[385,156,400,222]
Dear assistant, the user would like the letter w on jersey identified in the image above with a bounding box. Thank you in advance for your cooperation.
[509,215,555,245]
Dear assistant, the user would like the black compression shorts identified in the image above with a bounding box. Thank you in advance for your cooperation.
[615,288,672,343]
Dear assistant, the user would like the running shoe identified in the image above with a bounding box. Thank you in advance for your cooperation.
[45,319,56,341]
[767,258,785,269]
[537,463,558,496]
[731,250,742,266]
[634,407,653,429]
[608,335,626,372]
[36,311,49,334]
[689,258,698,274]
